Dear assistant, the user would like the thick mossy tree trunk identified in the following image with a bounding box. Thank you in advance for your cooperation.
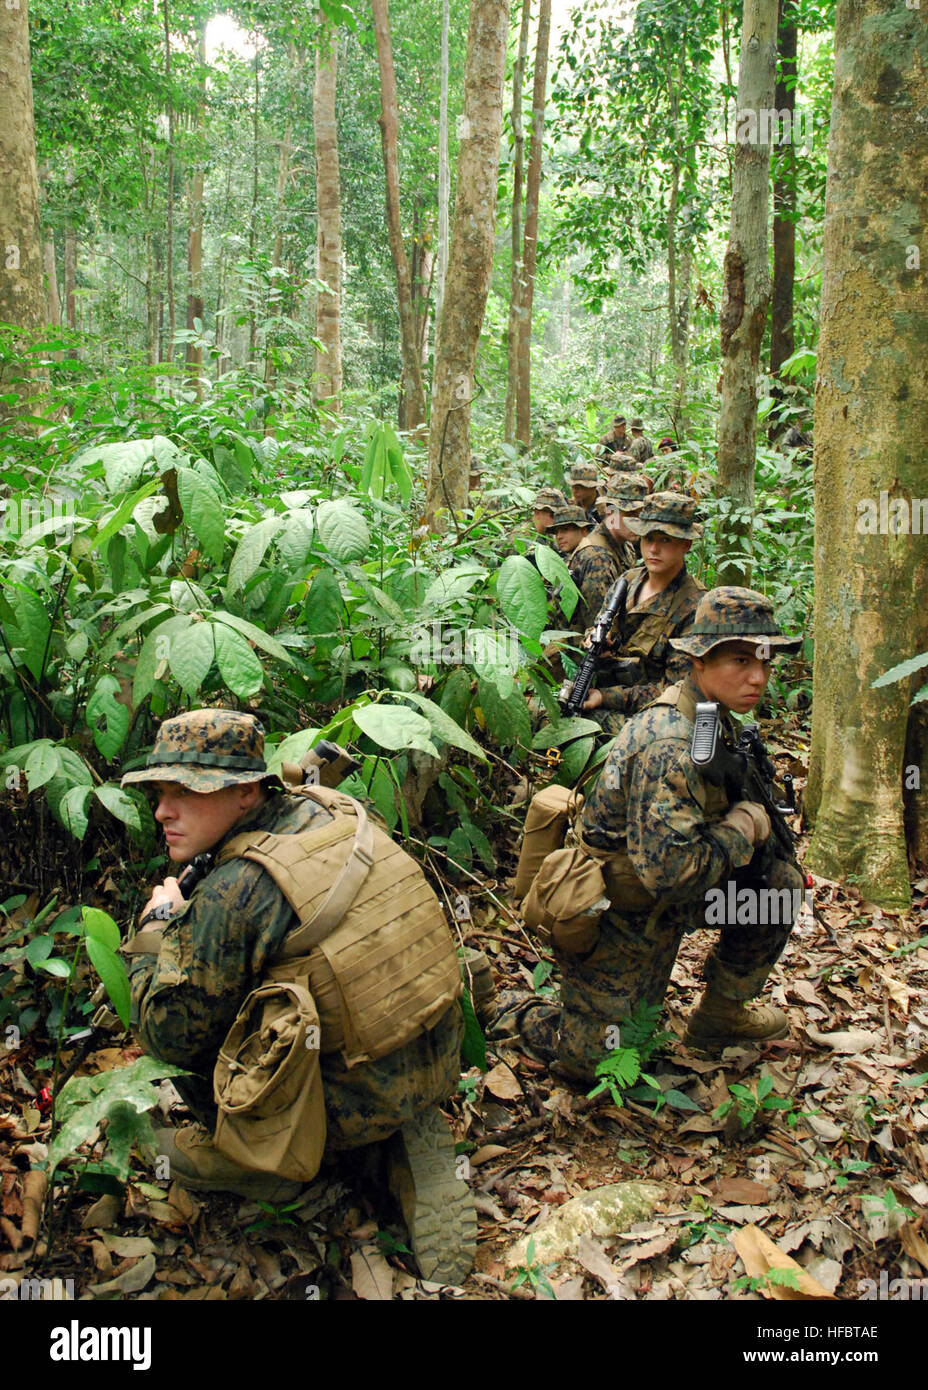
[426,0,508,526]
[805,0,928,905]
[313,29,343,409]
[715,0,777,587]
[0,0,46,415]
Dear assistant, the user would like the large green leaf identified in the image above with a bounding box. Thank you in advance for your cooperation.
[6,581,51,679]
[85,675,130,760]
[315,500,370,562]
[47,1054,190,1178]
[95,784,142,834]
[353,704,439,757]
[168,622,215,697]
[133,615,194,706]
[423,563,487,611]
[214,623,264,699]
[177,466,225,563]
[211,611,292,665]
[91,475,164,553]
[277,509,316,571]
[82,906,120,953]
[58,784,92,839]
[24,741,61,793]
[531,717,602,748]
[497,556,549,640]
[533,542,580,620]
[871,650,928,689]
[72,436,181,493]
[401,693,487,762]
[303,568,344,634]
[85,937,130,1029]
[476,679,532,753]
[226,515,282,596]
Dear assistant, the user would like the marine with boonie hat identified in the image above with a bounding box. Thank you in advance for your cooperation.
[568,459,603,526]
[121,706,473,1281]
[567,477,650,635]
[505,585,806,1080]
[597,413,630,463]
[627,416,655,463]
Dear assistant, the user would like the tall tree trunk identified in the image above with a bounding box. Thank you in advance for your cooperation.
[805,0,928,905]
[0,0,46,419]
[185,24,206,398]
[163,0,176,369]
[249,43,260,367]
[770,0,797,381]
[146,228,159,364]
[43,236,61,327]
[214,154,234,376]
[504,0,531,446]
[313,27,343,408]
[372,0,427,431]
[426,0,509,525]
[435,0,452,332]
[715,0,778,587]
[514,0,552,450]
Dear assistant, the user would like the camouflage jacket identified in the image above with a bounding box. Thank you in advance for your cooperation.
[567,524,634,633]
[128,792,334,1075]
[597,434,630,462]
[579,675,755,908]
[627,435,655,463]
[597,563,704,713]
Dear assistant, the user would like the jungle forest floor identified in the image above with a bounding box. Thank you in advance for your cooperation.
[2,715,928,1303]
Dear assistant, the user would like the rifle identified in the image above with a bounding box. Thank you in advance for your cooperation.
[558,576,628,715]
[690,701,800,876]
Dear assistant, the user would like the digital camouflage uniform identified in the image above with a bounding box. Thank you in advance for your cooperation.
[569,460,603,527]
[597,416,630,464]
[519,588,805,1082]
[566,523,633,635]
[123,715,462,1157]
[627,434,655,464]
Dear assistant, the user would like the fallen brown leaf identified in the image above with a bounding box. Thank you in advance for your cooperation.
[731,1224,837,1300]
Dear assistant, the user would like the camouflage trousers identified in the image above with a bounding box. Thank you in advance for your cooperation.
[171,1004,463,1157]
[547,858,802,1083]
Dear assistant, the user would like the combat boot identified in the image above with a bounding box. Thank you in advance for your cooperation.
[683,991,789,1051]
[154,1124,303,1203]
[461,947,497,1026]
[386,1108,477,1286]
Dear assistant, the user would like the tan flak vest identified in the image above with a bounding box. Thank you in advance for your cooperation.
[217,784,462,1069]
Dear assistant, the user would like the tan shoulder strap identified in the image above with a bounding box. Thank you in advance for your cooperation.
[219,788,376,949]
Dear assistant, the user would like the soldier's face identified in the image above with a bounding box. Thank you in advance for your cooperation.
[604,508,635,541]
[152,780,264,861]
[553,525,584,553]
[693,642,772,714]
[571,484,596,509]
[533,508,554,533]
[640,532,690,577]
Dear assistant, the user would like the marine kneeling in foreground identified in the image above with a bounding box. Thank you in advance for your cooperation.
[121,710,476,1284]
[505,588,806,1085]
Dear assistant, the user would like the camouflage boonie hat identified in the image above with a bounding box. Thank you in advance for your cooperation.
[602,473,650,513]
[670,587,803,658]
[608,450,637,471]
[624,490,703,539]
[533,486,567,511]
[612,415,626,426]
[569,461,599,486]
[121,710,280,793]
[549,504,591,530]
[630,417,644,430]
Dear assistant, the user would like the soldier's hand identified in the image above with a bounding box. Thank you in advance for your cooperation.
[723,800,772,845]
[582,689,604,710]
[139,876,184,924]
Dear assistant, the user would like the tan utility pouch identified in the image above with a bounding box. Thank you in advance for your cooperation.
[522,839,609,956]
[513,784,582,901]
[213,981,326,1182]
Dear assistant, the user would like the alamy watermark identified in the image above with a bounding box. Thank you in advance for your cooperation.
[1,497,76,540]
[856,492,928,536]
[704,881,813,927]
[407,621,522,668]
[858,1271,928,1300]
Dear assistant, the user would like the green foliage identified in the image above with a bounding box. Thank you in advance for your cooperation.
[46,1054,190,1182]
[713,1071,797,1130]
[732,1267,801,1295]
[586,1001,680,1111]
[509,1237,557,1300]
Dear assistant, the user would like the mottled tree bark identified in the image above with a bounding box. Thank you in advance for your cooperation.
[504,0,531,446]
[185,24,206,398]
[514,0,552,449]
[0,0,46,393]
[770,0,797,380]
[372,0,426,431]
[162,0,176,366]
[313,32,342,408]
[435,0,451,331]
[805,0,928,904]
[715,0,777,586]
[426,0,508,525]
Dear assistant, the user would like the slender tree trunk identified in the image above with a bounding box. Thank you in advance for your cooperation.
[426,0,509,525]
[146,228,159,364]
[249,44,260,367]
[185,24,206,398]
[514,0,552,450]
[715,0,778,587]
[504,0,531,445]
[214,154,233,376]
[805,0,928,905]
[770,0,797,381]
[435,0,451,331]
[371,0,427,431]
[313,27,343,408]
[163,0,176,370]
[43,236,61,326]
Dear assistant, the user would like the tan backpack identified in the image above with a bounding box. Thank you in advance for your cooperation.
[212,783,461,1180]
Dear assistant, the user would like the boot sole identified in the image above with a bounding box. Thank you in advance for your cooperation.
[389,1110,477,1287]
